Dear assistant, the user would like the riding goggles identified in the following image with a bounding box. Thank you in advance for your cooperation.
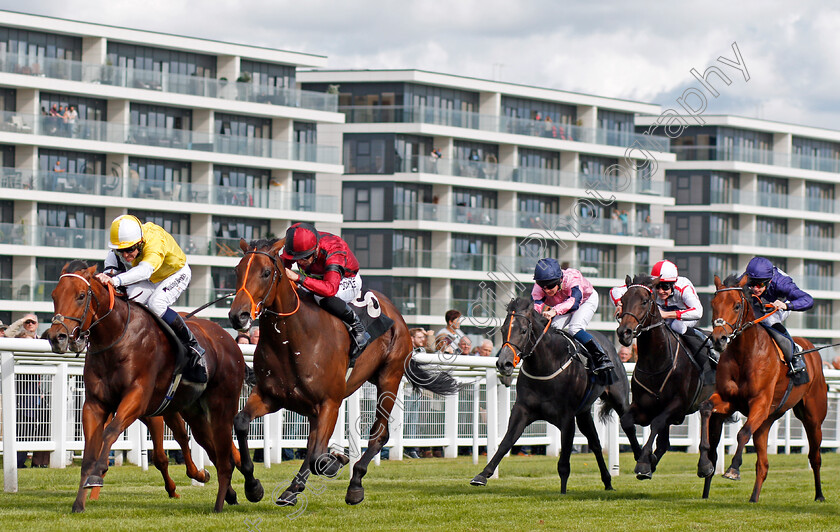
[655,282,675,292]
[747,278,770,288]
[536,279,559,290]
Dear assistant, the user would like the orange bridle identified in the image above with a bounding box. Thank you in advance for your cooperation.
[237,249,300,320]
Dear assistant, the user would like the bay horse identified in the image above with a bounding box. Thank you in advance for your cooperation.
[697,274,827,502]
[45,262,248,512]
[228,238,457,506]
[470,297,641,492]
[616,274,715,480]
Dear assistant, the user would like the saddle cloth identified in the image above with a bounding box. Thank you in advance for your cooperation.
[350,290,394,344]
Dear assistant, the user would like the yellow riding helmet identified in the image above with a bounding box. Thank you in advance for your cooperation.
[109,214,144,249]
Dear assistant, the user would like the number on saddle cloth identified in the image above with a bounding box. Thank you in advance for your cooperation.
[350,291,394,343]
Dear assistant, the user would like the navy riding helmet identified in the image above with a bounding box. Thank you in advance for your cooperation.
[534,258,563,288]
[745,256,774,282]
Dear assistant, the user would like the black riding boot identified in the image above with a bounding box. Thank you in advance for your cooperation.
[170,314,207,383]
[770,323,806,378]
[319,297,371,368]
[583,339,616,385]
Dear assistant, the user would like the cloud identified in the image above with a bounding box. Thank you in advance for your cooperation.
[0,1,838,129]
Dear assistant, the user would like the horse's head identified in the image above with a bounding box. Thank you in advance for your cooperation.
[616,274,660,346]
[496,297,542,376]
[710,274,751,352]
[46,261,102,354]
[228,237,285,330]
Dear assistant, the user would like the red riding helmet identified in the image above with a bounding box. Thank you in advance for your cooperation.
[650,260,679,283]
[281,222,320,260]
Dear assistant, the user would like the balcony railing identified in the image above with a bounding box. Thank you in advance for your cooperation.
[391,203,669,238]
[0,111,340,165]
[394,156,668,195]
[340,105,670,151]
[0,51,337,112]
[801,275,840,292]
[0,168,339,212]
[712,230,837,253]
[710,188,840,215]
[672,145,840,174]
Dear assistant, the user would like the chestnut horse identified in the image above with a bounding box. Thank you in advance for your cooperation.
[697,274,827,502]
[228,238,458,506]
[45,262,248,512]
[616,274,714,480]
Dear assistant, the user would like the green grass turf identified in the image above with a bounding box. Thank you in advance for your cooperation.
[1,452,838,531]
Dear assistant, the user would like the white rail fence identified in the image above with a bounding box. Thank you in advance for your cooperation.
[3,340,840,493]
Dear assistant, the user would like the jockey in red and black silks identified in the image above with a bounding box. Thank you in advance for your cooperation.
[280,222,370,364]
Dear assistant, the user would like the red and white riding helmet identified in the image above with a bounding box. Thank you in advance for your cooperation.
[650,260,679,283]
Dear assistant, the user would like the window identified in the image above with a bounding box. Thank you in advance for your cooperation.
[718,127,773,163]
[211,266,238,308]
[580,155,622,191]
[806,181,835,212]
[107,42,215,77]
[292,173,316,211]
[452,234,496,271]
[804,260,833,291]
[40,92,106,122]
[635,247,650,273]
[343,230,390,269]
[240,60,295,90]
[518,194,559,229]
[216,113,271,138]
[213,217,269,256]
[128,158,190,200]
[756,217,787,248]
[406,83,479,128]
[578,244,616,278]
[501,96,576,125]
[0,88,14,113]
[516,237,561,274]
[757,176,788,208]
[343,183,391,221]
[128,210,190,236]
[0,27,81,60]
[451,281,496,319]
[453,188,497,225]
[710,214,738,245]
[363,276,430,315]
[793,137,840,173]
[805,222,834,252]
[395,135,434,173]
[215,166,270,208]
[130,104,192,130]
[806,300,833,330]
[667,213,708,246]
[37,204,105,249]
[344,134,391,174]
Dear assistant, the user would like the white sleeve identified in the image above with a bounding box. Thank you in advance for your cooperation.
[103,250,121,274]
[113,261,155,287]
[610,285,627,306]
[676,281,703,321]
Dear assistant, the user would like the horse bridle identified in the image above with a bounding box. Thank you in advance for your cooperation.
[712,286,777,343]
[616,284,664,338]
[51,273,116,352]
[237,249,300,320]
[501,309,551,365]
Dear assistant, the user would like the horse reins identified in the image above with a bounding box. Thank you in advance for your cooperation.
[712,287,778,343]
[52,273,130,356]
[237,249,301,320]
[501,310,550,367]
[616,284,665,337]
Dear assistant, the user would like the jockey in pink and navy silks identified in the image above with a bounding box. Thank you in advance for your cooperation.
[532,258,614,379]
[743,256,813,378]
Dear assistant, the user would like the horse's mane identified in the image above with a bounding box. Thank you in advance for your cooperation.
[722,274,742,288]
[249,238,281,251]
[631,273,655,287]
[506,296,533,313]
[64,260,91,274]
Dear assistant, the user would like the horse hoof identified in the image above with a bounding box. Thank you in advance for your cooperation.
[346,487,365,505]
[636,472,652,481]
[697,462,714,478]
[170,492,180,499]
[83,475,104,489]
[723,469,740,481]
[816,496,826,502]
[245,479,265,503]
[200,469,211,483]
[71,503,85,513]
[634,463,652,480]
[275,491,297,507]
[470,474,488,487]
[226,490,238,505]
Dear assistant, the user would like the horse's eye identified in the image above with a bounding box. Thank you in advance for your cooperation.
[734,304,741,311]
[261,268,271,278]
[77,292,85,302]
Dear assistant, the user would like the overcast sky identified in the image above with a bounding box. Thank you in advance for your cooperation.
[2,1,836,131]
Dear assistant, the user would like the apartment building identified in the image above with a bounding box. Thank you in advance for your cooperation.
[0,11,345,327]
[300,69,675,337]
[636,114,840,344]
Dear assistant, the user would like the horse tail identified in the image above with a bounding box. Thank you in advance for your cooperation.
[597,395,620,425]
[405,358,460,395]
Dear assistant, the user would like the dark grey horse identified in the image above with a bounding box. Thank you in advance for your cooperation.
[470,297,641,492]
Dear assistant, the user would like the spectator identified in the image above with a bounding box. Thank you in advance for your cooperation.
[236,333,251,345]
[618,345,635,363]
[429,147,442,173]
[477,339,494,357]
[0,319,7,337]
[409,327,434,353]
[832,356,840,370]
[13,314,49,468]
[435,309,464,353]
[64,105,78,137]
[619,209,629,235]
[456,336,472,356]
[249,325,260,345]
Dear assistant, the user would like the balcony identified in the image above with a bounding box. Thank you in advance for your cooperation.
[0,52,337,112]
[390,203,669,238]
[0,111,341,165]
[672,145,840,174]
[711,230,836,253]
[709,188,840,215]
[340,105,670,151]
[801,275,840,292]
[514,257,646,279]
[397,156,669,195]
